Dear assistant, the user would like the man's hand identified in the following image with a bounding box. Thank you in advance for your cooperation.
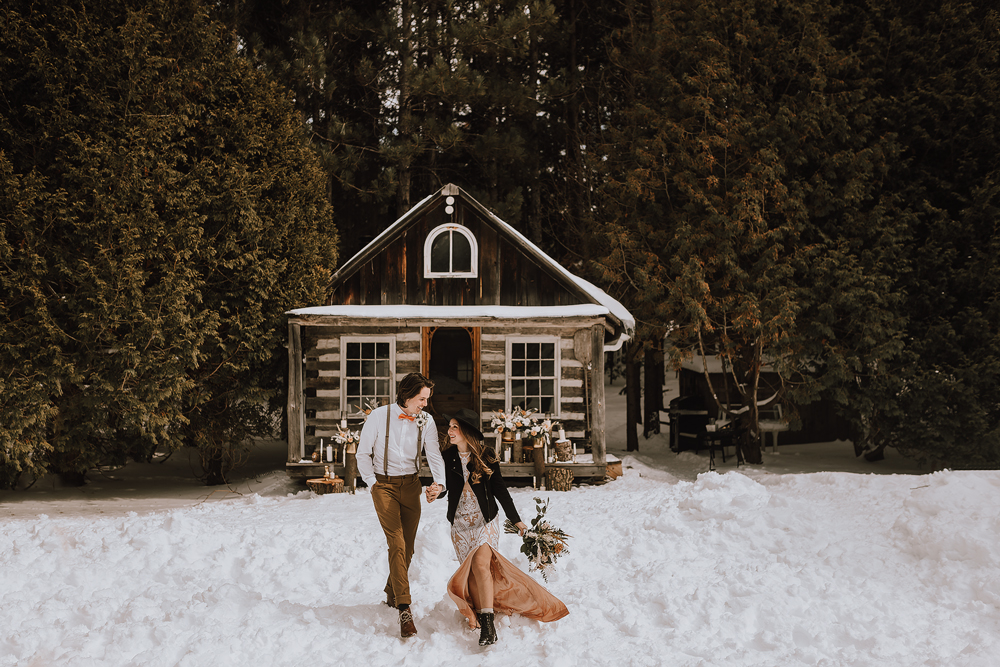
[424,482,441,503]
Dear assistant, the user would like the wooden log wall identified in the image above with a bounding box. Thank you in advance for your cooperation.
[286,317,607,464]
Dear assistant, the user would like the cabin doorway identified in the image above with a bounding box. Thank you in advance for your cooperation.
[423,327,480,419]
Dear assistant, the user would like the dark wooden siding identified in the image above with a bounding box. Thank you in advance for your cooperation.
[329,198,592,308]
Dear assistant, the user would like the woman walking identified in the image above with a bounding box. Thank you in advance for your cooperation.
[430,408,568,646]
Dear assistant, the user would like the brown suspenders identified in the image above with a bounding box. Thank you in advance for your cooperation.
[378,404,424,476]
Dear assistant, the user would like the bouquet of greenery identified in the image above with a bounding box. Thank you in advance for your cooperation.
[504,497,571,581]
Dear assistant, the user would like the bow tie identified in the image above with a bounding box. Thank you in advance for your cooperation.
[398,412,416,421]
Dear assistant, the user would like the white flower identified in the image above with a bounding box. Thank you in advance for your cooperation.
[414,411,429,428]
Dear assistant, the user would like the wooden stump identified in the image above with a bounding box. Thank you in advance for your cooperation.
[546,468,573,491]
[307,477,344,494]
[344,452,358,493]
[533,444,546,479]
[512,438,522,465]
[554,440,572,462]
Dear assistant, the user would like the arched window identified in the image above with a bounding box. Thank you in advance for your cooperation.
[424,224,478,278]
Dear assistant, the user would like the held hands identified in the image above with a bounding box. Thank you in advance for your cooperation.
[424,483,442,503]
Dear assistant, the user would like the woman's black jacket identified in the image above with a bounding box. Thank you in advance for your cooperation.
[439,446,522,526]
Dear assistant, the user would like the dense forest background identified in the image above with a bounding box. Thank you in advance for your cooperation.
[2,0,998,486]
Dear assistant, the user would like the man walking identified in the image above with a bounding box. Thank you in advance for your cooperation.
[357,372,446,638]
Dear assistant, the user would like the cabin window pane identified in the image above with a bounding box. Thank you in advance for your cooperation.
[343,337,394,411]
[509,337,558,417]
[457,358,473,383]
[452,234,471,271]
[431,232,451,272]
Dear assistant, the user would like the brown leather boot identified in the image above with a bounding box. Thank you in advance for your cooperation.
[399,608,417,638]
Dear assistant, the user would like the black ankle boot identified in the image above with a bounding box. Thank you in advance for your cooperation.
[477,612,497,646]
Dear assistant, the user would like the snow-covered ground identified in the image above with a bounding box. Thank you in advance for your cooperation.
[2,378,997,666]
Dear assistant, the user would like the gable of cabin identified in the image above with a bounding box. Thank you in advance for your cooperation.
[328,189,595,308]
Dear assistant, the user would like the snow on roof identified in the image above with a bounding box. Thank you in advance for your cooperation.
[286,304,612,319]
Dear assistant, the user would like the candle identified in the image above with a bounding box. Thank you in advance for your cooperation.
[327,444,333,462]
[340,418,347,429]
[504,449,511,463]
[558,428,565,441]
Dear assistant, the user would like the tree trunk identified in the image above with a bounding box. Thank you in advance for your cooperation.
[738,343,763,464]
[643,338,663,438]
[625,340,641,451]
[396,0,413,216]
[205,448,227,486]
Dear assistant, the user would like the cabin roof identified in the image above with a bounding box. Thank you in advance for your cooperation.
[324,184,635,335]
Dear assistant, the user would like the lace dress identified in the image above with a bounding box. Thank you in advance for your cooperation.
[446,452,569,628]
[451,452,501,563]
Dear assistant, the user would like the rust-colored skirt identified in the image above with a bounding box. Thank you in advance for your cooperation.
[446,489,568,628]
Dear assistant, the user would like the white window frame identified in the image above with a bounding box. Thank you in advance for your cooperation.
[505,336,561,418]
[424,223,479,278]
[340,336,396,414]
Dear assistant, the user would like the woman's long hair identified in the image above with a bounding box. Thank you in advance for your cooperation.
[446,419,497,485]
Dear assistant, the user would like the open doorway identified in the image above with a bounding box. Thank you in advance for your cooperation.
[423,327,480,419]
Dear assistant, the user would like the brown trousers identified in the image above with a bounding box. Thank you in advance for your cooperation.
[372,473,422,606]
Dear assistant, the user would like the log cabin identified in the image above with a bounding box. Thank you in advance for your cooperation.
[285,184,634,485]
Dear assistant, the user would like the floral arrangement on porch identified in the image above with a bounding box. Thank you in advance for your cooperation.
[504,497,571,582]
[332,425,360,448]
[490,408,559,442]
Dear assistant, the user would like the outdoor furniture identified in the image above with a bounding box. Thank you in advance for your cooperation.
[668,395,711,452]
[703,419,745,471]
[758,404,789,453]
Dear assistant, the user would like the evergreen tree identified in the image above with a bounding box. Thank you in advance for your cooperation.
[854,0,1000,468]
[591,0,903,463]
[0,0,337,487]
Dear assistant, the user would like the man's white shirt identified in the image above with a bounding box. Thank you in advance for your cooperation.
[356,403,447,488]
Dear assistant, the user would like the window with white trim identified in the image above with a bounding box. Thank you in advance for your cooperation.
[341,337,395,411]
[506,337,559,416]
[424,224,478,278]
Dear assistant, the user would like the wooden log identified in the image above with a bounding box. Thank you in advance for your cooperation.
[287,322,305,463]
[546,467,573,491]
[306,477,344,494]
[533,443,546,480]
[554,440,572,462]
[344,451,358,493]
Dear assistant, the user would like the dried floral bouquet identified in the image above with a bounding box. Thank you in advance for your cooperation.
[504,497,571,582]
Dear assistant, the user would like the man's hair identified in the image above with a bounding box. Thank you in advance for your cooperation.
[396,373,434,408]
